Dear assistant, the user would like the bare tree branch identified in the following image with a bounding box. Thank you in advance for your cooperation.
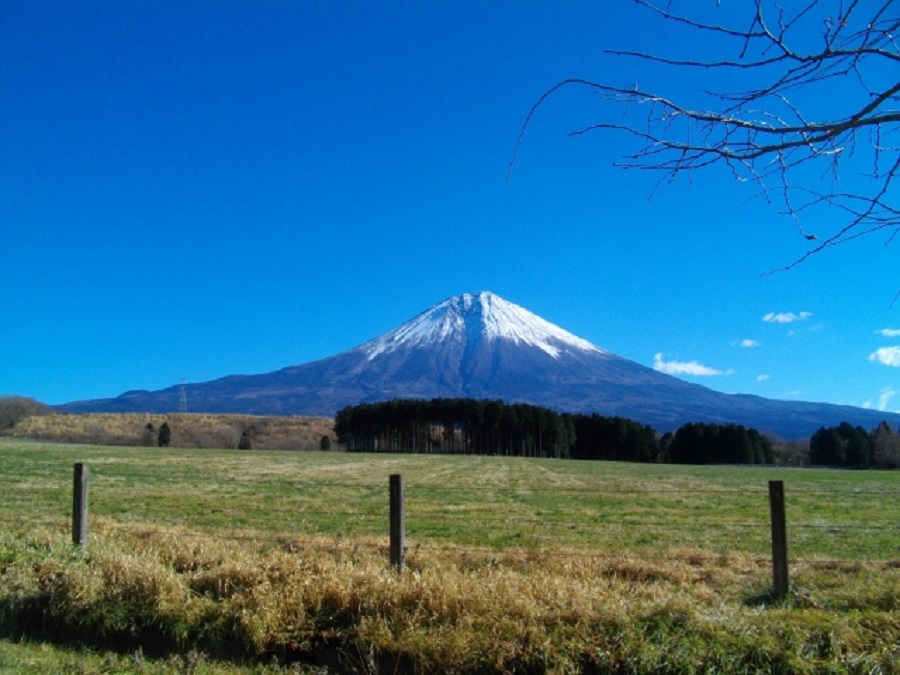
[509,0,900,269]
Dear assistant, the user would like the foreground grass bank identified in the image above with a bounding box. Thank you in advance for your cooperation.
[0,439,897,672]
[2,523,898,673]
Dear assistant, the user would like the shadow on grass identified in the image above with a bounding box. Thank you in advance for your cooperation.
[742,583,832,611]
[0,594,422,674]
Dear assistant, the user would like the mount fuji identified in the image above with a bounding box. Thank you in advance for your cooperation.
[61,291,900,438]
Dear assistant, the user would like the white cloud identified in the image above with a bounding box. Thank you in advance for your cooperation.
[878,328,900,338]
[763,311,812,324]
[735,339,760,348]
[865,387,898,411]
[756,374,770,382]
[869,346,900,367]
[877,386,896,411]
[653,353,732,377]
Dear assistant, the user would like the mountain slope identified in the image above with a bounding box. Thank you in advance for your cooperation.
[60,291,900,438]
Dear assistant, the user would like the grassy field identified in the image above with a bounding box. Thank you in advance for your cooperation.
[2,438,896,559]
[1,438,898,673]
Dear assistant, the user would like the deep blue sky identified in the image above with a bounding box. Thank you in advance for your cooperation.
[2,1,898,414]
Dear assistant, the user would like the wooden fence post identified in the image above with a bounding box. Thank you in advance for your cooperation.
[768,480,788,599]
[73,463,89,548]
[389,474,405,572]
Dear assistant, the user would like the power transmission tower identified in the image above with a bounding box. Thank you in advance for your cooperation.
[179,378,188,414]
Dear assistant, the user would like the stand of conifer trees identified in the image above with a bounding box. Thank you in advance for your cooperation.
[334,399,575,458]
[335,398,785,465]
[568,414,660,462]
[667,422,775,465]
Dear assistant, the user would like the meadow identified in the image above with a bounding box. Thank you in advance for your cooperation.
[0,437,898,673]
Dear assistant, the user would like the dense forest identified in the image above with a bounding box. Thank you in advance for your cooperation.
[334,399,576,458]
[334,399,777,465]
[809,421,900,469]
[569,414,660,462]
[665,422,774,465]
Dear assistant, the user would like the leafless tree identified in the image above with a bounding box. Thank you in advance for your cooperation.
[0,395,48,431]
[871,419,900,468]
[510,1,899,270]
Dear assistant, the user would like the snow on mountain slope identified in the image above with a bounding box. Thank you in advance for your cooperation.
[363,291,605,360]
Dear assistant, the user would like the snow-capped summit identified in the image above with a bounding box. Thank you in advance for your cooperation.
[363,291,605,360]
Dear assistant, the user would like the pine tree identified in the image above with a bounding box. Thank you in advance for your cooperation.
[157,422,171,448]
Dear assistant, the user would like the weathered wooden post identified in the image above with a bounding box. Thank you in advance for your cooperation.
[768,480,788,599]
[389,474,405,572]
[73,463,89,548]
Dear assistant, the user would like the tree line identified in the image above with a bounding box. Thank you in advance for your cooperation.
[334,399,779,465]
[663,422,774,466]
[334,399,576,459]
[810,421,900,469]
[5,394,897,466]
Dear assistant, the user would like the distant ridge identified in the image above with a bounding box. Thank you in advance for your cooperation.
[60,291,900,438]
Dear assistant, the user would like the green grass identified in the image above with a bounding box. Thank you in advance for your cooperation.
[0,638,326,674]
[1,439,896,560]
[0,438,898,673]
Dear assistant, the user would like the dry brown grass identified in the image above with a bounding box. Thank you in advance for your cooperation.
[2,518,897,673]
[6,413,335,450]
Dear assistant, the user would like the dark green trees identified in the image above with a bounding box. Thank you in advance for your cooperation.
[334,398,575,459]
[668,422,774,465]
[809,423,873,467]
[334,399,775,465]
[157,422,171,448]
[569,415,658,462]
